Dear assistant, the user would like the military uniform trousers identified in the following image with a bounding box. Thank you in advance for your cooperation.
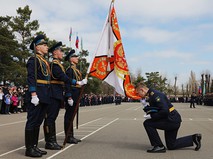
[26,102,48,130]
[143,119,193,150]
[64,88,80,134]
[44,98,61,125]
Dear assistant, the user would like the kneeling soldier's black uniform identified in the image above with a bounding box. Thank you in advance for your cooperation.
[143,88,202,153]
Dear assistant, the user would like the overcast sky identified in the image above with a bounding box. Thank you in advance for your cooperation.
[1,0,213,87]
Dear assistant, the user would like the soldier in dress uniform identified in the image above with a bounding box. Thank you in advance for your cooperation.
[136,83,202,153]
[43,42,74,150]
[25,35,50,157]
[64,50,87,144]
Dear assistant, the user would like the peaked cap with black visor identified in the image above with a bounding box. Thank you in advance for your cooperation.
[29,34,48,50]
[48,42,63,53]
[65,49,78,61]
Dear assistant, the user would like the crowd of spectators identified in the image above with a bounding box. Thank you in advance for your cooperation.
[1,83,208,116]
[0,84,130,115]
[79,93,125,106]
[0,85,29,115]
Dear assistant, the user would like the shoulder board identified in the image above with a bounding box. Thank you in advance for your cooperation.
[52,59,59,64]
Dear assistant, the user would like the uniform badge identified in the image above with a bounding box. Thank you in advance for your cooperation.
[156,96,160,102]
[150,92,154,96]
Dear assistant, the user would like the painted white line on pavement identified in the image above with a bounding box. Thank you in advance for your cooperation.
[0,118,103,158]
[126,106,139,110]
[46,118,119,159]
[0,146,25,157]
[134,106,142,110]
[0,120,26,127]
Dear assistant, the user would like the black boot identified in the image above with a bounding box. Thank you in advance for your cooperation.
[67,136,78,144]
[193,134,202,151]
[64,122,79,144]
[44,124,62,150]
[34,127,47,155]
[25,129,42,157]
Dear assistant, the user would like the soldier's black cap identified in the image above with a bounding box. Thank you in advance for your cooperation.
[65,49,78,61]
[48,42,62,53]
[30,34,47,50]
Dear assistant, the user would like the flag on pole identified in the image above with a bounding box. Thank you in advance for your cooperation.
[87,1,140,100]
[203,82,206,96]
[69,27,72,41]
[75,35,79,49]
[198,86,202,94]
[81,37,83,50]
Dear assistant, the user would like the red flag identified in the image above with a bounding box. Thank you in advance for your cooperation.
[87,2,140,100]
[75,35,79,49]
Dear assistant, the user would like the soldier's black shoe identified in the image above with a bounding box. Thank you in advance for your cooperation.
[147,146,166,153]
[193,134,202,151]
[74,137,81,142]
[34,147,47,155]
[25,147,42,157]
[67,137,78,144]
[45,142,62,150]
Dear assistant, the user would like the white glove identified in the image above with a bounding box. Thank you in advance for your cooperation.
[82,78,88,84]
[77,78,88,86]
[144,114,151,120]
[68,98,74,106]
[31,95,39,106]
[140,99,148,107]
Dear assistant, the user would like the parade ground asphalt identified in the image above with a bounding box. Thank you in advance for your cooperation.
[0,102,212,159]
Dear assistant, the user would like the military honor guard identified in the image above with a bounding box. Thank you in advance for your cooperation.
[43,42,74,150]
[25,35,50,157]
[64,50,87,144]
[136,83,202,153]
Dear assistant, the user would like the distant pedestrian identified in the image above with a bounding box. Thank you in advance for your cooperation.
[4,94,11,115]
[190,92,196,108]
[11,92,19,113]
[0,87,4,113]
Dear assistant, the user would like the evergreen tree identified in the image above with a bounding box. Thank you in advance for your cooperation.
[145,72,168,93]
[9,5,39,65]
[0,16,19,85]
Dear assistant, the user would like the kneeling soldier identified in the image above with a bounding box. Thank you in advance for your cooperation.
[136,83,202,153]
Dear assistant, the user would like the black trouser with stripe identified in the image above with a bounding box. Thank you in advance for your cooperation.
[143,119,193,150]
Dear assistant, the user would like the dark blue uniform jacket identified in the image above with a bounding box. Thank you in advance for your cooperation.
[50,58,72,100]
[147,88,182,123]
[66,64,82,92]
[27,55,51,104]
